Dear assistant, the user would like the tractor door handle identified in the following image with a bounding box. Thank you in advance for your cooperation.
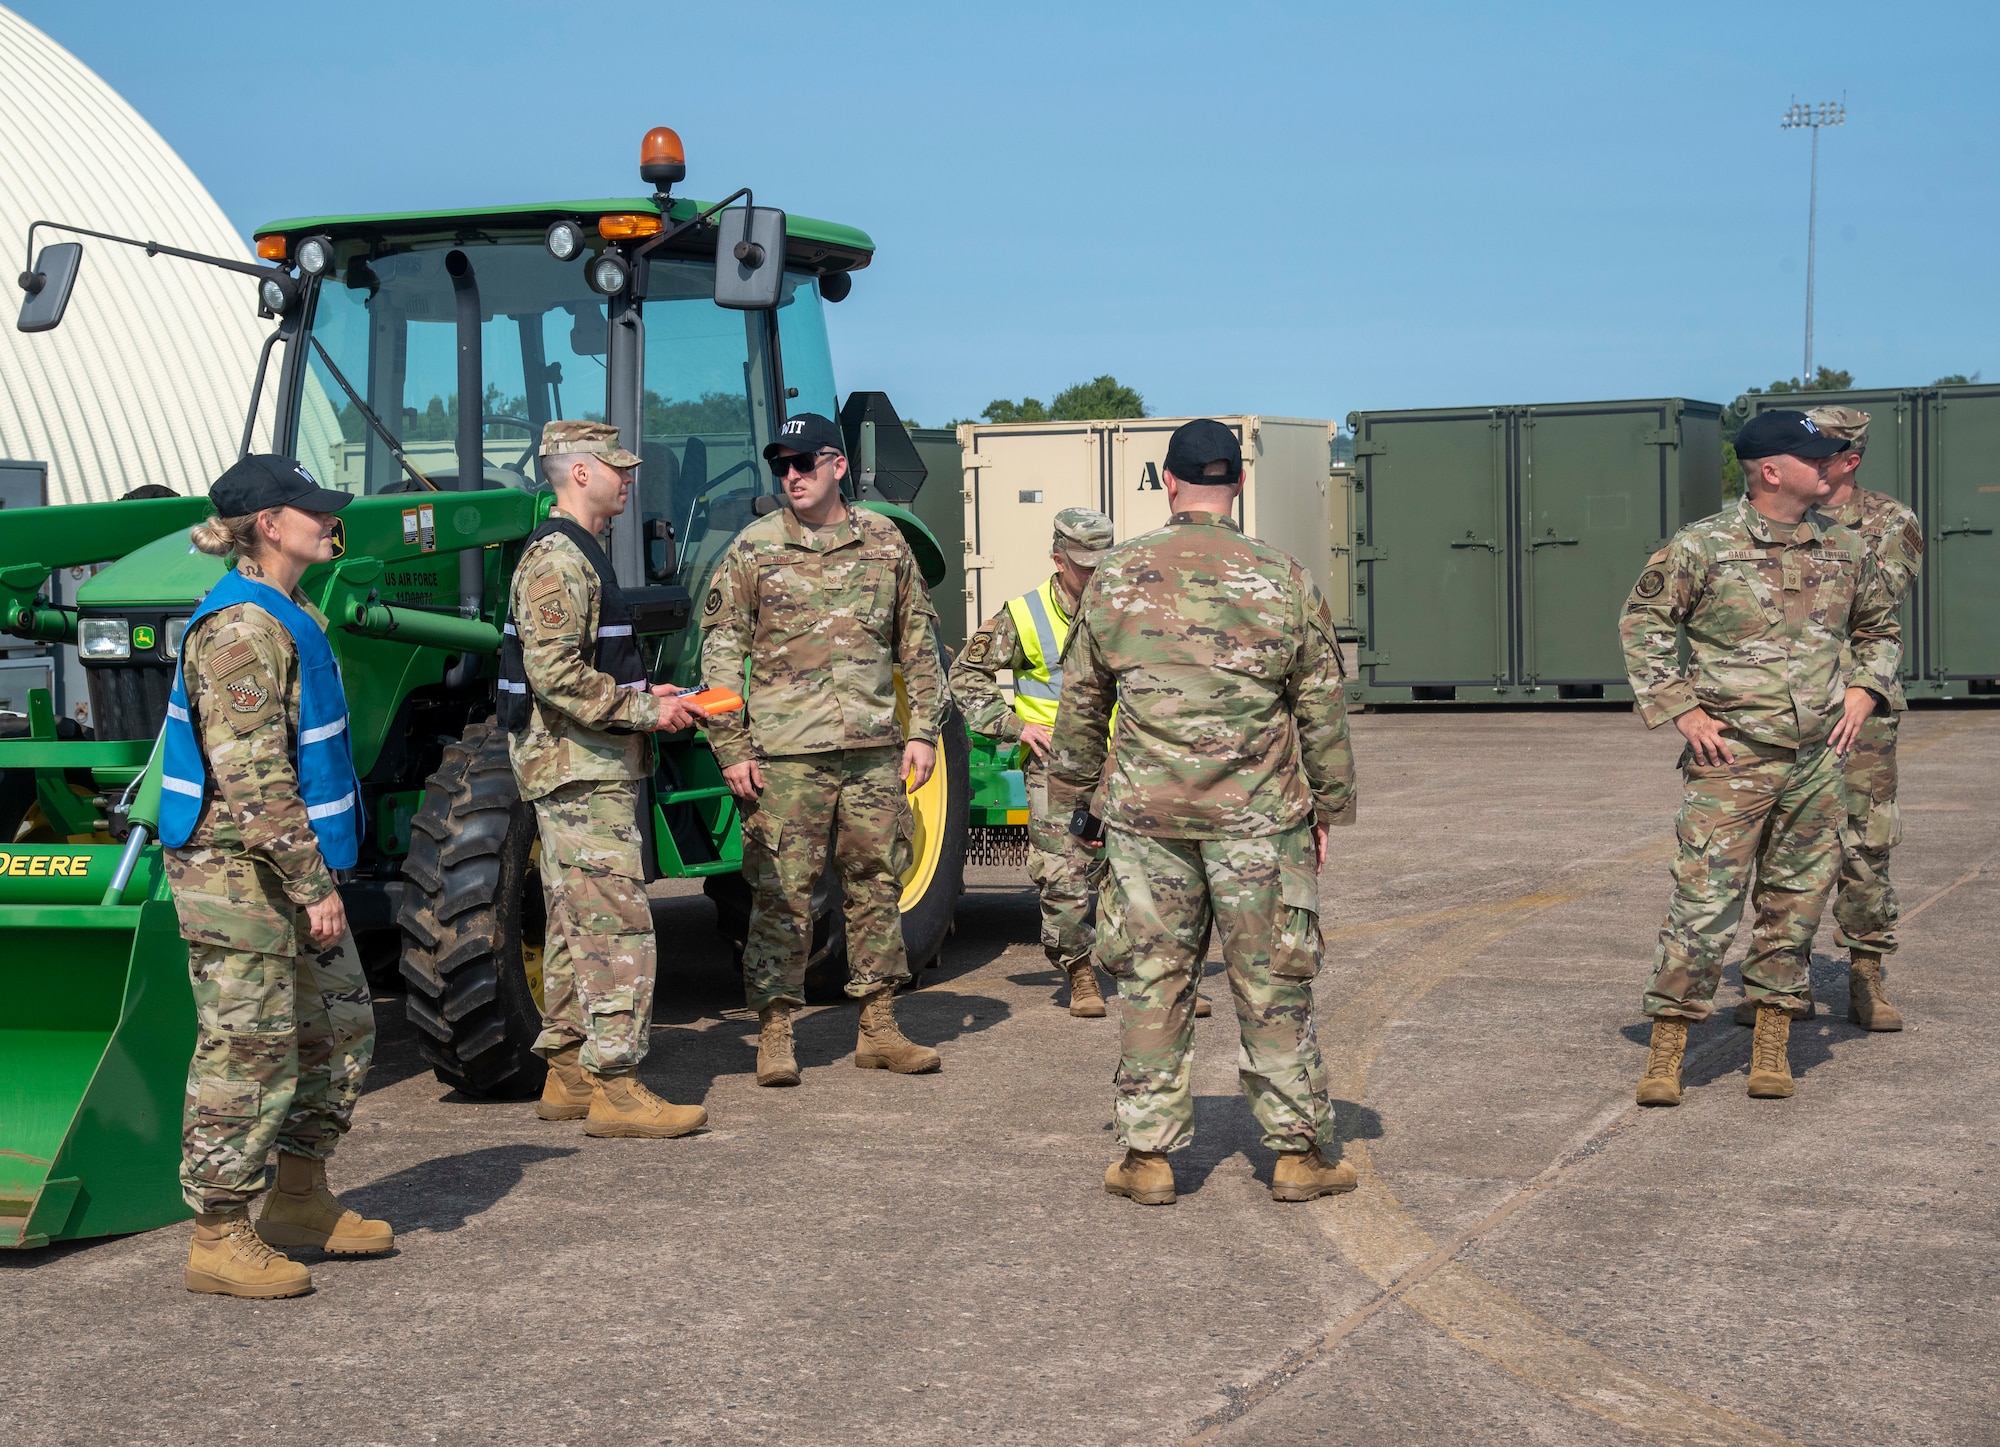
[1450,536,1499,553]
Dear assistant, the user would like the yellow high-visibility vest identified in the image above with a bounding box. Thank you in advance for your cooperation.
[1004,577,1069,728]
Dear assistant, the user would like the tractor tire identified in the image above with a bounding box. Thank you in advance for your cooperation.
[396,718,548,1100]
[707,705,970,1004]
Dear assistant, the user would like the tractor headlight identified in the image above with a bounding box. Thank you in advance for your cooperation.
[79,618,131,660]
[164,617,191,659]
[259,275,295,314]
[587,252,630,296]
[296,235,335,276]
[545,220,584,262]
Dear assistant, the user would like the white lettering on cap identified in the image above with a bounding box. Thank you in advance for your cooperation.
[1801,418,1820,434]
[296,464,318,482]
[782,419,805,435]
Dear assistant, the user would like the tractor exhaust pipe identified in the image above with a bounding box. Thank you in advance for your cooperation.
[445,249,484,687]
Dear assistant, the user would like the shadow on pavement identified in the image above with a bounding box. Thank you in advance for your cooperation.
[342,1143,579,1234]
[1172,1094,1384,1195]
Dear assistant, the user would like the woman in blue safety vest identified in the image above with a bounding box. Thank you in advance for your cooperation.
[160,454,393,1301]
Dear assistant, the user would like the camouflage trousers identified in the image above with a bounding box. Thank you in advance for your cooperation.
[179,928,373,1214]
[1024,754,1106,967]
[1645,737,1843,1022]
[1098,822,1332,1155]
[1834,713,1901,955]
[531,779,656,1076]
[741,746,912,1011]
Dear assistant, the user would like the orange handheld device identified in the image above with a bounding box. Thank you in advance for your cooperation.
[679,687,744,717]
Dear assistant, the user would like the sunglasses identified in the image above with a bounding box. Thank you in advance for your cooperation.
[770,449,839,479]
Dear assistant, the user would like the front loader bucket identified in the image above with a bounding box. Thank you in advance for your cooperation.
[0,848,192,1249]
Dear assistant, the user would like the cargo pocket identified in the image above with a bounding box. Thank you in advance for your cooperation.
[741,806,783,860]
[1842,798,1902,854]
[1672,801,1723,896]
[1270,845,1324,981]
[195,1078,261,1125]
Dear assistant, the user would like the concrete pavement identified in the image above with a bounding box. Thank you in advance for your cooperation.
[5,707,1996,1446]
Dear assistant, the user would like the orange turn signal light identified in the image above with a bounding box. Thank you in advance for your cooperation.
[255,234,287,261]
[597,213,664,241]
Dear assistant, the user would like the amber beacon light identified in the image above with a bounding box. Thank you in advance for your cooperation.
[640,127,686,188]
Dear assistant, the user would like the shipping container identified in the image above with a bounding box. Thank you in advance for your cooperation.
[1737,386,2000,699]
[956,415,1337,643]
[1346,398,1723,704]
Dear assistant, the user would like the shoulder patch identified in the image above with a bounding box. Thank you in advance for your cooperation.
[209,639,258,677]
[225,674,270,713]
[963,630,993,665]
[1633,569,1667,599]
[1899,530,1924,562]
[703,586,725,619]
[1644,547,1669,566]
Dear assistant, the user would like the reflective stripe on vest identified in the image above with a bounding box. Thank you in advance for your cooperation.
[158,568,362,870]
[1004,578,1070,727]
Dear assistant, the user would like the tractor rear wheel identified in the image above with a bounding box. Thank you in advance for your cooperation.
[397,718,548,1100]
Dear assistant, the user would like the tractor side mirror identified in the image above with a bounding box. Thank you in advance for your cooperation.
[18,242,82,333]
[712,207,786,310]
[645,518,679,582]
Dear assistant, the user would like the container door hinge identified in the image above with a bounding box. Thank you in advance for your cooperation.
[1353,440,1388,457]
[1354,545,1387,562]
[1642,428,1679,447]
[1359,648,1390,667]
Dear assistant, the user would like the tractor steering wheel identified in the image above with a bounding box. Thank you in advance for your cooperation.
[483,414,539,475]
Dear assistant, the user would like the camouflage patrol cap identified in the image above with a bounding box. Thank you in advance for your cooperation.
[539,419,641,467]
[1806,404,1871,456]
[1052,507,1114,565]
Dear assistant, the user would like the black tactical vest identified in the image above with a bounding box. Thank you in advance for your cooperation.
[498,518,648,733]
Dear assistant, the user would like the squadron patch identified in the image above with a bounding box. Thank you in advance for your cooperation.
[226,675,269,712]
[964,631,992,665]
[703,587,724,620]
[536,598,569,628]
[1634,569,1666,599]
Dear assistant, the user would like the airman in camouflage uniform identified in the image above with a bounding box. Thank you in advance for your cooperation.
[511,419,708,1138]
[165,454,390,1299]
[950,508,1116,1017]
[1623,410,1900,1108]
[1049,420,1358,1206]
[702,412,948,1086]
[1809,405,1921,1031]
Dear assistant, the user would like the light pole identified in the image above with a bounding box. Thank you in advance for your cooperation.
[1781,97,1846,383]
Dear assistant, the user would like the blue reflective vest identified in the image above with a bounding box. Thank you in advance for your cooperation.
[159,569,361,869]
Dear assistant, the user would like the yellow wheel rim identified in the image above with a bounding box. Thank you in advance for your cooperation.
[523,838,545,1006]
[895,671,947,912]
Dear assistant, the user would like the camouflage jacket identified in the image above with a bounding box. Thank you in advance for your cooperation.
[1047,511,1355,839]
[1620,497,1901,749]
[949,575,1081,743]
[699,503,945,769]
[166,564,335,955]
[1827,487,1924,712]
[507,510,655,801]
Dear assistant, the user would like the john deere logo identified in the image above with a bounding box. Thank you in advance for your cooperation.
[132,625,156,651]
[328,518,346,558]
[0,851,93,876]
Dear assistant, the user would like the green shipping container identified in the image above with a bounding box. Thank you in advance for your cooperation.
[1346,398,1723,704]
[1736,386,2000,699]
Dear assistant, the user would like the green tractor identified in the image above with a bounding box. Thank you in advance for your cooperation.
[0,127,1029,1248]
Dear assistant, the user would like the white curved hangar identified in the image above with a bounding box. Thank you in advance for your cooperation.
[0,5,268,504]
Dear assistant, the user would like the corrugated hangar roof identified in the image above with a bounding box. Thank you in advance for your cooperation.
[0,5,268,505]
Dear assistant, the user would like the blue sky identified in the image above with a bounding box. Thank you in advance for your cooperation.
[18,1,1998,428]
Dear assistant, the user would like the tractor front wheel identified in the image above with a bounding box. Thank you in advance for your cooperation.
[397,719,547,1100]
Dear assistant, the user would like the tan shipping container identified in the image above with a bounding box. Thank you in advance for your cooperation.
[956,415,1339,640]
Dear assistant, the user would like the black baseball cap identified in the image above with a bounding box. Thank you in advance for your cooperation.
[762,412,844,461]
[1164,418,1243,484]
[210,454,352,516]
[1734,409,1850,461]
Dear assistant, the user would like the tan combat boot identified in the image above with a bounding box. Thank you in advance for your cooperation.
[854,990,942,1073]
[584,1074,709,1138]
[187,1211,312,1298]
[1636,1017,1688,1107]
[537,1041,594,1120]
[1103,1149,1176,1205]
[257,1152,395,1255]
[1195,993,1213,1018]
[1272,1147,1358,1202]
[1747,1003,1795,1099]
[1065,959,1106,1018]
[1847,952,1904,1031]
[1735,979,1816,1026]
[756,1002,801,1086]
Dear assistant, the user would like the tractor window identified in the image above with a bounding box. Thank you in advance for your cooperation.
[775,273,838,422]
[638,259,785,593]
[294,242,610,495]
